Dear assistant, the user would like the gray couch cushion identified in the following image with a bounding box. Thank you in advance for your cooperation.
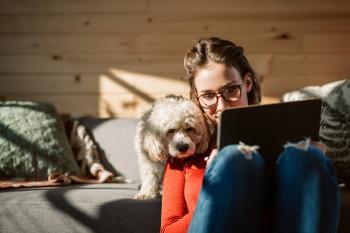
[78,117,141,183]
[0,183,161,233]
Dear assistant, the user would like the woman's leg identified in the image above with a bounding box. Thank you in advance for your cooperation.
[188,144,268,233]
[273,142,340,233]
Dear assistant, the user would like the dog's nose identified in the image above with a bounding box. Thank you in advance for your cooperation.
[177,143,189,153]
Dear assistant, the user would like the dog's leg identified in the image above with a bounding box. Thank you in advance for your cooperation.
[134,154,164,199]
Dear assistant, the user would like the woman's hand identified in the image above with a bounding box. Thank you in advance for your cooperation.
[293,139,327,154]
[206,148,218,165]
[309,140,327,154]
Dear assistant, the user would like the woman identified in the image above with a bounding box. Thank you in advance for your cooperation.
[160,37,340,233]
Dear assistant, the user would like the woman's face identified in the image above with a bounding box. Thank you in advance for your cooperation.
[194,63,252,125]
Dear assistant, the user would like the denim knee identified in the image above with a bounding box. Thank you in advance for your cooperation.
[274,143,340,233]
[190,144,268,233]
[276,144,338,187]
[205,144,266,184]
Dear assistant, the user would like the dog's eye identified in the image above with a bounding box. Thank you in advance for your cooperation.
[167,129,175,135]
[186,127,195,132]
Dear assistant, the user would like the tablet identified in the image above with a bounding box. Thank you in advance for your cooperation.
[217,99,322,165]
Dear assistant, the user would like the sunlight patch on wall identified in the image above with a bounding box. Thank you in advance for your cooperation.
[98,68,189,117]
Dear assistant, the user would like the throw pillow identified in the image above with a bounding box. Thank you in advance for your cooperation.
[0,101,80,180]
[282,79,350,185]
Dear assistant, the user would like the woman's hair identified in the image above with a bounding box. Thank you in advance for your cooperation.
[184,37,261,105]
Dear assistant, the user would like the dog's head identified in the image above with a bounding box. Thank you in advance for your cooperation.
[143,95,214,161]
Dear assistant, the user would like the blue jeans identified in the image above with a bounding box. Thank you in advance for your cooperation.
[188,143,340,233]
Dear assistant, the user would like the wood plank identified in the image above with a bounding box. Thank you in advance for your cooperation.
[0,53,275,81]
[304,33,350,53]
[0,0,146,14]
[0,35,137,54]
[0,74,100,94]
[261,75,347,97]
[0,14,148,35]
[1,93,147,117]
[0,73,189,96]
[1,14,350,35]
[270,54,350,76]
[260,96,280,104]
[148,0,272,15]
[137,33,302,54]
[271,0,350,14]
[148,15,350,34]
[104,69,190,95]
[3,0,345,17]
[0,33,302,54]
[149,0,350,15]
[272,17,350,33]
[0,54,185,77]
[2,94,99,116]
[246,54,274,78]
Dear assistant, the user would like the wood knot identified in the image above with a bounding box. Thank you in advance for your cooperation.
[51,54,63,60]
[74,75,81,83]
[274,33,291,40]
[31,42,39,47]
[203,25,210,30]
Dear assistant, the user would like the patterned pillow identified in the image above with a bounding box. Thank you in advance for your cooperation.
[0,101,80,180]
[282,80,350,185]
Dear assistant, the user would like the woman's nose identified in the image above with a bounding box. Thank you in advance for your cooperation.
[216,95,229,111]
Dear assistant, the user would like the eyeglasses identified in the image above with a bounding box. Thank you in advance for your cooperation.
[197,84,242,109]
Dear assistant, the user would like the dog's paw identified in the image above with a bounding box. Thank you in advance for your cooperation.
[134,192,160,200]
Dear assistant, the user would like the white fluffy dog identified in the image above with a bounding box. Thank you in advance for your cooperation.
[134,95,213,199]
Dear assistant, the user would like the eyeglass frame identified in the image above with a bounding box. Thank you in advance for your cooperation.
[196,83,243,109]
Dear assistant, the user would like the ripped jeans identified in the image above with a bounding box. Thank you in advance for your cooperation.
[188,141,340,233]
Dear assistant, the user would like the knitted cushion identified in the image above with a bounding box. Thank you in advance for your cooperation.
[0,101,79,180]
[282,80,350,185]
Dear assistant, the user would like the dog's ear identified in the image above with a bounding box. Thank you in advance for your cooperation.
[202,112,215,136]
[143,132,167,162]
[196,113,215,154]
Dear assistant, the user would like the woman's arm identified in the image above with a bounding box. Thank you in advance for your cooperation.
[160,160,193,233]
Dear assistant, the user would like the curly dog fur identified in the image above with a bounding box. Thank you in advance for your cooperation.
[134,95,213,199]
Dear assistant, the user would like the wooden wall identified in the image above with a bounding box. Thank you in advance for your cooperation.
[0,0,349,117]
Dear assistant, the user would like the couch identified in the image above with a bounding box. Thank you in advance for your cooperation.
[0,117,161,233]
[1,117,349,233]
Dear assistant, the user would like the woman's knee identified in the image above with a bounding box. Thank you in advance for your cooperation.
[277,141,338,186]
[208,143,265,177]
[203,143,267,196]
[278,141,330,167]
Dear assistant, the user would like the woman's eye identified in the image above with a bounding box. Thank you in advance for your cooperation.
[202,93,215,100]
[225,86,238,94]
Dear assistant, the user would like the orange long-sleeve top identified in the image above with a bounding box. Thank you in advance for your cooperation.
[160,155,207,233]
